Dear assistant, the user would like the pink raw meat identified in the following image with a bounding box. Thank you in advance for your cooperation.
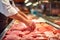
[6,31,24,37]
[10,22,28,31]
[3,35,21,40]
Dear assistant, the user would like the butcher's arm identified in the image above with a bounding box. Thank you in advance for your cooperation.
[18,10,28,19]
[13,7,28,19]
[11,0,28,19]
[9,13,35,31]
[9,13,30,26]
[2,0,29,25]
[2,0,35,29]
[14,7,28,19]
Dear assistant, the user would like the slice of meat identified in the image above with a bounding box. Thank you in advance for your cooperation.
[10,22,28,31]
[7,31,24,37]
[44,31,55,37]
[3,35,21,40]
[37,27,48,33]
[53,30,60,34]
[55,33,60,39]
[35,37,48,40]
[44,26,56,31]
[49,37,58,40]
[22,31,30,35]
[22,35,34,40]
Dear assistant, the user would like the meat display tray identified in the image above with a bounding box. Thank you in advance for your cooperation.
[0,18,60,40]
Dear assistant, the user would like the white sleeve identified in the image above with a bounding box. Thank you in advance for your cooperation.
[14,7,20,11]
[10,0,20,11]
[2,0,18,17]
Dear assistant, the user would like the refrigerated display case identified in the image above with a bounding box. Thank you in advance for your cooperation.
[43,16,60,26]
[0,17,60,40]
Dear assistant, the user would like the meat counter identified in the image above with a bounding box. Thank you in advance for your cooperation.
[0,17,60,40]
[43,16,60,26]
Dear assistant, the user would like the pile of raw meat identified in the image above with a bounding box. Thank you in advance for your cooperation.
[3,21,60,40]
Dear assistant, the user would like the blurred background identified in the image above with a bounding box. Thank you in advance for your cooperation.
[14,0,60,16]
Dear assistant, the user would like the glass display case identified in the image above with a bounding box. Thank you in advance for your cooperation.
[43,16,60,26]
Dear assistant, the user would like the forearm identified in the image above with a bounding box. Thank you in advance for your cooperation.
[9,13,29,24]
[18,11,28,19]
[13,7,28,19]
[9,13,35,31]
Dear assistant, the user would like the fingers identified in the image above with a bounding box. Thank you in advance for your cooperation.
[27,22,36,32]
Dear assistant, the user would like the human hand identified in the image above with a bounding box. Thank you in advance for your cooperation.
[25,20,36,32]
